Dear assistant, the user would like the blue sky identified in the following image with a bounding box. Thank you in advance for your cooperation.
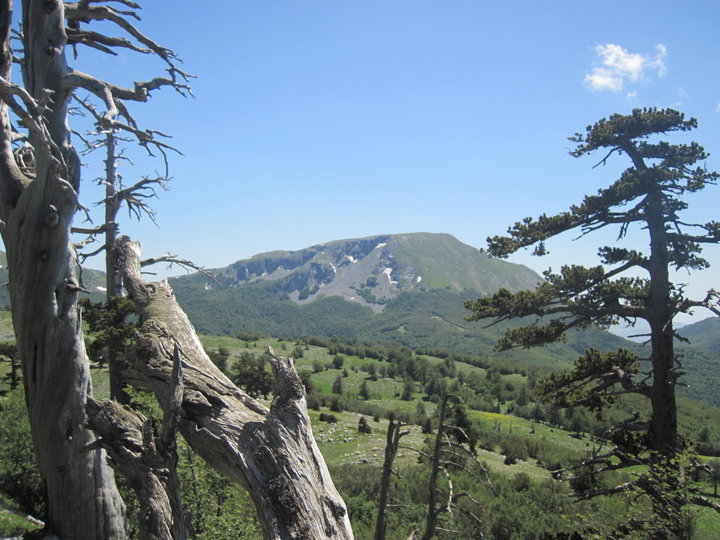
[71,1,719,323]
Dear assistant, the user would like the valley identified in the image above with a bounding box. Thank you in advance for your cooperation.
[0,232,718,537]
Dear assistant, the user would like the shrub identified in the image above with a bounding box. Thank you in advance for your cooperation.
[358,417,372,434]
[511,472,531,492]
[0,388,43,517]
[330,396,343,413]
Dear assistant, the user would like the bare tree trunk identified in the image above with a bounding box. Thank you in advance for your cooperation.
[0,1,126,537]
[115,236,353,539]
[104,130,121,298]
[102,129,133,404]
[375,415,407,540]
[420,395,448,540]
[86,346,187,540]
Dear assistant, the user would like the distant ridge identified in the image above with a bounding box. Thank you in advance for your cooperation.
[678,316,720,354]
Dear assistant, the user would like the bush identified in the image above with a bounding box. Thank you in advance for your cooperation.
[500,435,529,464]
[511,472,531,492]
[0,388,43,517]
[330,396,343,413]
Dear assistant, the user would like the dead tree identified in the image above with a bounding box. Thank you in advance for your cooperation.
[74,116,172,403]
[374,414,410,540]
[0,2,126,536]
[73,97,176,300]
[0,1,190,537]
[113,236,354,539]
[416,395,486,540]
[86,345,187,540]
[68,2,187,405]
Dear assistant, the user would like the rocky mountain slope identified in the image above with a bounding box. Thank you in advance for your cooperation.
[211,233,541,311]
[167,233,633,368]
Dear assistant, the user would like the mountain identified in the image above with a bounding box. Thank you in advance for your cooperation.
[212,232,541,309]
[168,233,631,368]
[677,316,720,354]
[673,317,720,407]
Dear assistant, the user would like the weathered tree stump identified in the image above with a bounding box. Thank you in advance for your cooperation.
[112,236,353,540]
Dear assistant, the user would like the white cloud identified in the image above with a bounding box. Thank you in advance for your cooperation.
[585,67,623,92]
[716,103,720,113]
[584,43,667,93]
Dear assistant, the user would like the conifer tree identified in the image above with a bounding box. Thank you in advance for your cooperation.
[466,108,720,531]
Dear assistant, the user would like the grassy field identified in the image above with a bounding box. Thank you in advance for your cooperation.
[1,329,719,537]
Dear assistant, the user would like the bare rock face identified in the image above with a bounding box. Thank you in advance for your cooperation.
[198,233,542,310]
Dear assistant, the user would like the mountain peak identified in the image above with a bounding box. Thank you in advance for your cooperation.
[195,233,541,311]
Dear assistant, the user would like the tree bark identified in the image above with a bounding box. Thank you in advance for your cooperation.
[102,129,132,404]
[643,175,677,452]
[420,395,448,540]
[86,344,187,540]
[115,236,353,539]
[375,416,406,540]
[0,2,126,537]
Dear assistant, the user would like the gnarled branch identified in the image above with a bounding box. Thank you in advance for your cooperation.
[114,235,353,539]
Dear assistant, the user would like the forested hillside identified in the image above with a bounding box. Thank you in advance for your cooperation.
[167,234,720,409]
[169,233,634,369]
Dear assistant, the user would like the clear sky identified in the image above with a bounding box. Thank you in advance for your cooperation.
[69,1,719,323]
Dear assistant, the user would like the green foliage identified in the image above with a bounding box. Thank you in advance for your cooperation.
[177,442,261,539]
[357,416,372,434]
[358,380,369,400]
[230,352,274,399]
[169,255,639,374]
[330,395,343,412]
[0,342,19,391]
[705,460,720,497]
[466,109,720,529]
[208,347,230,372]
[401,378,415,401]
[332,375,343,395]
[445,399,477,453]
[0,492,41,537]
[471,108,718,343]
[535,348,640,413]
[0,388,43,518]
[80,296,137,364]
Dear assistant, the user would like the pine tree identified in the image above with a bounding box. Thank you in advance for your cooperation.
[332,375,344,395]
[466,108,720,532]
[359,380,370,400]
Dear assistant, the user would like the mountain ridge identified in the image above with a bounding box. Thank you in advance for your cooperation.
[168,232,635,370]
[205,232,542,311]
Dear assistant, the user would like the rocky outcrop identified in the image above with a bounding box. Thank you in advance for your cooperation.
[189,233,542,311]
